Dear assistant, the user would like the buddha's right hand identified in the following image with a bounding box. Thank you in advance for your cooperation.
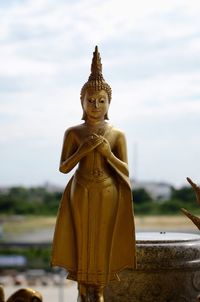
[79,134,104,155]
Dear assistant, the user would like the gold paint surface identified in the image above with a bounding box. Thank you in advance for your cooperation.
[51,46,136,298]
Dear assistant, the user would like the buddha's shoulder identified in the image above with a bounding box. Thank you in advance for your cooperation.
[63,123,86,137]
[109,125,126,139]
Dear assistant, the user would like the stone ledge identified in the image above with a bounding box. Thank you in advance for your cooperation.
[105,232,200,302]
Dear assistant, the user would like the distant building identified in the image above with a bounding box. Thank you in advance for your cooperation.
[43,182,63,193]
[131,180,173,202]
[0,186,10,194]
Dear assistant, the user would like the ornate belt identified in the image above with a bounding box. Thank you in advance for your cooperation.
[76,169,111,182]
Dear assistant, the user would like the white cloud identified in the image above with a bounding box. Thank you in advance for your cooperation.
[0,0,200,186]
[0,57,58,77]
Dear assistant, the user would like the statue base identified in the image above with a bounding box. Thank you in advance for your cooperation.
[105,232,200,302]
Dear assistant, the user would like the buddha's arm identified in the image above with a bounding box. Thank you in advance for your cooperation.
[108,153,129,176]
[59,130,103,174]
[97,132,129,176]
[59,130,80,174]
[107,133,129,177]
[60,149,85,174]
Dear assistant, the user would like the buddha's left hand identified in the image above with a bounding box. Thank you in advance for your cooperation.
[96,137,112,158]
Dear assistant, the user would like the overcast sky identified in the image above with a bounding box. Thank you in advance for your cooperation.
[0,0,200,188]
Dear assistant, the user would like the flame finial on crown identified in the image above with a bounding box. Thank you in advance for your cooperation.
[80,46,112,102]
[88,46,103,82]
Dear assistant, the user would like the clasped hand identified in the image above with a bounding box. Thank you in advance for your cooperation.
[80,134,111,157]
[96,136,112,158]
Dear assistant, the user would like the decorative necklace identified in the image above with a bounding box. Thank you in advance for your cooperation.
[84,122,109,136]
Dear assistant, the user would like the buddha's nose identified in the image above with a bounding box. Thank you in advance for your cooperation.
[94,100,99,108]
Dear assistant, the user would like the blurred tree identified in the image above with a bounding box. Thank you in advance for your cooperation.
[0,185,199,216]
[0,187,61,215]
[133,188,152,204]
[171,186,196,205]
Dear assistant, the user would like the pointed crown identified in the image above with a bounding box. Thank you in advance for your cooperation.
[80,46,112,102]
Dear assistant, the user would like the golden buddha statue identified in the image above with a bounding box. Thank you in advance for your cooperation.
[51,46,136,302]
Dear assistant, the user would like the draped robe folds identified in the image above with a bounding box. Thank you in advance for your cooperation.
[51,124,136,285]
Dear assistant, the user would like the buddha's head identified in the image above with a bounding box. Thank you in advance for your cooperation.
[80,46,112,120]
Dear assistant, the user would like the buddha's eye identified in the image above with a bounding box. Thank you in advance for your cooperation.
[88,98,94,103]
[99,99,105,103]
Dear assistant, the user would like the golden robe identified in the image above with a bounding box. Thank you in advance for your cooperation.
[51,124,136,285]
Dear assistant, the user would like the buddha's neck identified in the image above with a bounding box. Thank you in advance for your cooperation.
[85,119,106,127]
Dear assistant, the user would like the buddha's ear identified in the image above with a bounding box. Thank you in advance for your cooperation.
[81,110,87,120]
[104,113,109,120]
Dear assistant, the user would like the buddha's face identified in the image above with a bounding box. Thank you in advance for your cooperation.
[82,89,109,121]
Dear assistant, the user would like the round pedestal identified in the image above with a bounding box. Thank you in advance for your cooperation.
[105,232,200,302]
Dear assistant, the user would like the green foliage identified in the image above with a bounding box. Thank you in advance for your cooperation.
[158,199,184,214]
[133,189,152,204]
[171,186,196,204]
[133,186,199,215]
[0,245,51,269]
[0,184,199,216]
[0,187,62,216]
